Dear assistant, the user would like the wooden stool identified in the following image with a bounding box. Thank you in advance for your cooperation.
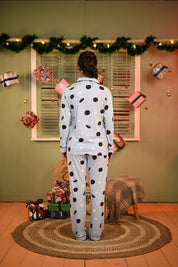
[105,176,145,224]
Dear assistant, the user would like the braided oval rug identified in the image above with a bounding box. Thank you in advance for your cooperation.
[11,215,171,259]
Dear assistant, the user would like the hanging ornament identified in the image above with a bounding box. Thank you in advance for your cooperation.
[128,91,146,108]
[113,133,127,152]
[151,63,168,80]
[0,71,19,87]
[20,111,39,128]
[55,79,70,95]
[33,64,53,83]
[23,98,28,103]
[166,91,171,97]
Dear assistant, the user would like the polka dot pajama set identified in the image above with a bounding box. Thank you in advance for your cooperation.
[59,77,114,241]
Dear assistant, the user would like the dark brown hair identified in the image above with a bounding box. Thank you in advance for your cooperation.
[78,51,98,78]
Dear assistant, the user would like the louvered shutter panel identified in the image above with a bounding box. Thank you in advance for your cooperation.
[111,52,136,138]
[36,52,60,138]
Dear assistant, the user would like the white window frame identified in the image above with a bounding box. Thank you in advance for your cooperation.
[31,48,141,141]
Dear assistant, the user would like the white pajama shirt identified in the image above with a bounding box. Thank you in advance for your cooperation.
[59,77,114,241]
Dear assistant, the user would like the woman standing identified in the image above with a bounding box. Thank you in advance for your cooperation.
[59,51,114,241]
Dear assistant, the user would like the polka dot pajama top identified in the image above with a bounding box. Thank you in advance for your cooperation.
[59,77,114,156]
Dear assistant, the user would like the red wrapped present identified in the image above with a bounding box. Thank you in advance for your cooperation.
[113,133,127,152]
[20,111,39,128]
[34,64,53,83]
[128,91,146,108]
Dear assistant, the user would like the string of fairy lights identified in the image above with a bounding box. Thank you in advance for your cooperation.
[0,33,178,56]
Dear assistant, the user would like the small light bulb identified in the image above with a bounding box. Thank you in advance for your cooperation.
[107,43,110,48]
[67,42,70,46]
[6,42,9,46]
[158,42,162,46]
[41,41,45,45]
[93,43,97,48]
[16,38,20,42]
[133,44,136,49]
[170,40,174,44]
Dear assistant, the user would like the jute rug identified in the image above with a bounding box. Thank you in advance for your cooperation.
[11,215,171,259]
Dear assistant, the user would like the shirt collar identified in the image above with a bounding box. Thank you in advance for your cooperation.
[77,77,100,84]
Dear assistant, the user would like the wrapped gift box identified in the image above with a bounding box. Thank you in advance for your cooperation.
[113,133,127,152]
[151,63,168,80]
[28,203,44,220]
[55,79,70,95]
[47,191,66,204]
[128,91,146,108]
[0,72,19,87]
[48,203,60,212]
[34,64,53,83]
[20,111,39,128]
[45,210,69,219]
[61,203,70,212]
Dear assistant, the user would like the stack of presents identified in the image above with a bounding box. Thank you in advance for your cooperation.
[26,180,70,221]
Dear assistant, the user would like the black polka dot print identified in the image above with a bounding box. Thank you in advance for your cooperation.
[96,132,101,136]
[62,104,65,108]
[79,138,84,142]
[100,109,104,114]
[73,179,78,183]
[79,98,84,103]
[93,97,98,102]
[70,94,74,99]
[76,219,81,224]
[92,155,97,160]
[62,125,67,129]
[86,85,91,89]
[98,142,103,146]
[91,194,95,198]
[106,130,111,135]
[99,86,104,90]
[84,110,90,115]
[80,160,85,165]
[70,105,74,109]
[98,168,103,172]
[86,125,91,129]
[98,121,102,126]
[104,105,109,110]
[61,116,64,120]
[74,210,77,215]
[91,179,95,185]
[90,223,93,228]
[73,197,77,202]
[101,212,104,216]
[74,187,78,192]
[70,171,74,176]
[69,87,74,90]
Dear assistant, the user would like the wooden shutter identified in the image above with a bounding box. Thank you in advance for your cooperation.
[111,51,136,138]
[32,49,139,141]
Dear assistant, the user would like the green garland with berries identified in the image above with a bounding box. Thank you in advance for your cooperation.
[0,33,178,56]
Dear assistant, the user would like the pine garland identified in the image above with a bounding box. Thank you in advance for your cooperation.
[0,33,178,56]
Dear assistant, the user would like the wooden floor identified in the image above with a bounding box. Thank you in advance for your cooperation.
[0,202,178,267]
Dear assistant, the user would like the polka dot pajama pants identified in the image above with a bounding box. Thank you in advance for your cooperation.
[67,153,108,241]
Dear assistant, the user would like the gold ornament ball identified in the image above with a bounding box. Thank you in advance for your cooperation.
[24,98,28,103]
[166,91,171,97]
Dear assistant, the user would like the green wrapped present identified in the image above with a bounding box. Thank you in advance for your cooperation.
[48,203,60,212]
[61,203,70,212]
